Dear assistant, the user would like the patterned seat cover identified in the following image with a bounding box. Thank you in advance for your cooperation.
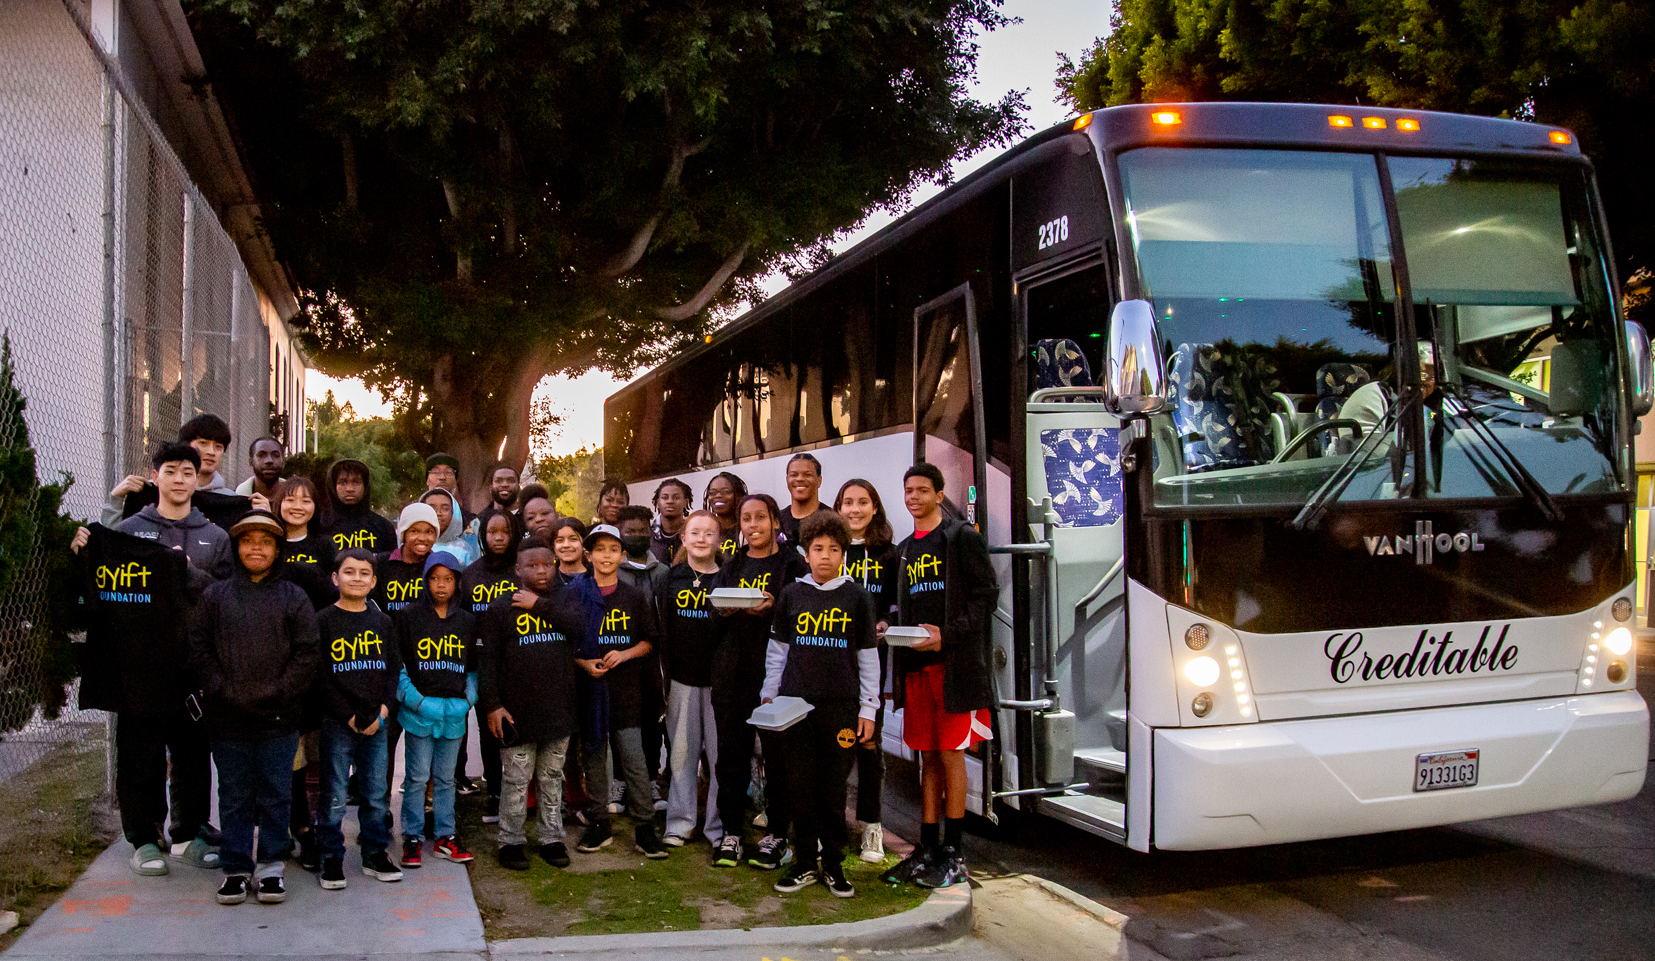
[1167,343,1278,472]
[1035,338,1094,390]
[1312,362,1372,452]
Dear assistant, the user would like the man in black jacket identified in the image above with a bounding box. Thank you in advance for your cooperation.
[324,459,396,554]
[188,510,320,907]
[880,462,996,891]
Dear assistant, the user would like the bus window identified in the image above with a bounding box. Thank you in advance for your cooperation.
[1025,263,1111,395]
[1119,147,1397,508]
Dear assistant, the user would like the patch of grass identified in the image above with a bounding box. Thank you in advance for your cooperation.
[458,791,928,940]
[0,737,118,948]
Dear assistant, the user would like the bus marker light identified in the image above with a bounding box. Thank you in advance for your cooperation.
[1184,656,1220,687]
[1327,115,1353,128]
[1073,113,1094,131]
[1397,118,1421,132]
[1612,598,1631,621]
[1607,661,1627,683]
[1151,110,1182,126]
[1605,627,1632,656]
[1363,117,1387,129]
[1191,693,1214,717]
[1185,624,1210,650]
[1550,130,1572,145]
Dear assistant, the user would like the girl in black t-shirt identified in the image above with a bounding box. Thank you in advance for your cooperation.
[709,494,806,870]
[276,476,335,609]
[833,478,900,862]
[658,510,725,846]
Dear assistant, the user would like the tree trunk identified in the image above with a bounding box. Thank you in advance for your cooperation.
[431,349,550,514]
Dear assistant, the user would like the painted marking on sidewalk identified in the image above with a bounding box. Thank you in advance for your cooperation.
[60,896,132,916]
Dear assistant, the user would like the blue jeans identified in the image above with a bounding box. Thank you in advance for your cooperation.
[212,733,300,875]
[318,718,390,859]
[401,733,461,841]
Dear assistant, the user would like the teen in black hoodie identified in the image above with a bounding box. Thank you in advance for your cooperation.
[709,495,806,870]
[460,508,524,816]
[324,459,396,554]
[187,510,320,906]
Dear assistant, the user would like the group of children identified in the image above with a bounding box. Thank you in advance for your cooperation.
[76,419,997,905]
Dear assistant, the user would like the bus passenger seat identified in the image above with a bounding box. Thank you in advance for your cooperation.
[1168,343,1263,472]
[1035,338,1094,390]
[1313,363,1372,453]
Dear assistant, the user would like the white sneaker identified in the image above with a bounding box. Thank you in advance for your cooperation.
[607,779,625,815]
[662,833,687,847]
[860,822,886,863]
[651,782,668,812]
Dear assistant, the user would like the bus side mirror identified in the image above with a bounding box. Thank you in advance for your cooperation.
[1108,300,1168,414]
[1626,321,1653,417]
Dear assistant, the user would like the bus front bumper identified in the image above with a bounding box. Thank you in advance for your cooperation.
[1152,690,1648,850]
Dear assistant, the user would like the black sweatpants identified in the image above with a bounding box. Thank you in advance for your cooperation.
[712,695,792,842]
[854,645,888,825]
[115,710,212,848]
[783,700,859,868]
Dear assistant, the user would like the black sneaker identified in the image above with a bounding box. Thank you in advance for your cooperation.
[879,848,932,885]
[635,823,668,859]
[539,841,570,868]
[319,857,346,890]
[576,819,613,853]
[482,795,501,825]
[498,844,530,871]
[712,834,743,867]
[822,860,855,898]
[747,834,788,870]
[914,847,968,889]
[362,849,403,882]
[256,875,287,904]
[773,861,820,893]
[216,875,249,905]
[297,829,320,873]
[456,776,479,796]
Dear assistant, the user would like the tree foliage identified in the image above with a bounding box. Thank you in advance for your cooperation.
[1056,0,1655,281]
[0,335,80,728]
[185,0,1027,507]
[532,445,605,523]
[287,391,426,515]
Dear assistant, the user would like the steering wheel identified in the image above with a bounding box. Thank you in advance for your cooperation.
[1271,418,1365,464]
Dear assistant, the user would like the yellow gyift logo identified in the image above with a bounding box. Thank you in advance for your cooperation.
[96,561,151,590]
[417,633,467,661]
[677,587,708,609]
[332,629,385,662]
[516,612,553,635]
[739,574,770,592]
[601,609,631,633]
[797,607,852,635]
[333,530,378,550]
[474,579,515,603]
[385,578,423,602]
[906,553,941,582]
[842,557,883,580]
[289,553,318,565]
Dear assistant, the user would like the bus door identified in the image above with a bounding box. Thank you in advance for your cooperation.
[910,282,998,816]
[1014,259,1129,841]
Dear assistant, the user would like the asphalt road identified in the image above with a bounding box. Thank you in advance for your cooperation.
[879,637,1655,961]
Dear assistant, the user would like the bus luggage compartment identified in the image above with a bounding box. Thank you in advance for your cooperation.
[1151,690,1647,850]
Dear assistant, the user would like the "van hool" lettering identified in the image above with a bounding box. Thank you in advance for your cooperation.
[1324,625,1518,684]
[1364,520,1484,565]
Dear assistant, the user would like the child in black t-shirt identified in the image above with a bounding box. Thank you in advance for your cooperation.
[761,510,877,898]
[657,510,726,846]
[314,549,403,888]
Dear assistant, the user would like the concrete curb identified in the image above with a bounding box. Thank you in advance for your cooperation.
[488,884,972,957]
[1020,875,1130,930]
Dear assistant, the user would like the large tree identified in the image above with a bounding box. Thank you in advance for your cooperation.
[187,0,1025,508]
[1056,0,1655,290]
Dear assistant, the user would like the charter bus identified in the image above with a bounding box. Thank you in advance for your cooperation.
[604,102,1651,851]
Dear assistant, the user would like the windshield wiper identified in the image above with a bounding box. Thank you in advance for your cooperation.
[1436,384,1563,522]
[1290,394,1409,532]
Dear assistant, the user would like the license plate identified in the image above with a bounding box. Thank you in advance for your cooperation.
[1415,749,1479,792]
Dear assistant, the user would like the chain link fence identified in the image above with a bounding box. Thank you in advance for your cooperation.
[0,0,273,784]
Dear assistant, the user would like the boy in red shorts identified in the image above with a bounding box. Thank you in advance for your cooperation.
[881,462,996,889]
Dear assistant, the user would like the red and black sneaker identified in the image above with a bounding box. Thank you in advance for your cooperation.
[401,838,423,869]
[432,835,474,864]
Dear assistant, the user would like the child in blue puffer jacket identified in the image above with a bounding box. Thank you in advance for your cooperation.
[391,551,477,867]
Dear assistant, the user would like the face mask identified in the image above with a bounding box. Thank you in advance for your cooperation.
[621,535,652,558]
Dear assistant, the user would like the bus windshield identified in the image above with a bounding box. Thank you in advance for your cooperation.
[1117,147,1625,509]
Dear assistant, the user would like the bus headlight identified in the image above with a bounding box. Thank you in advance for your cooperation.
[1612,597,1632,622]
[1605,627,1632,656]
[1608,661,1627,683]
[1191,692,1214,717]
[1184,656,1220,687]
